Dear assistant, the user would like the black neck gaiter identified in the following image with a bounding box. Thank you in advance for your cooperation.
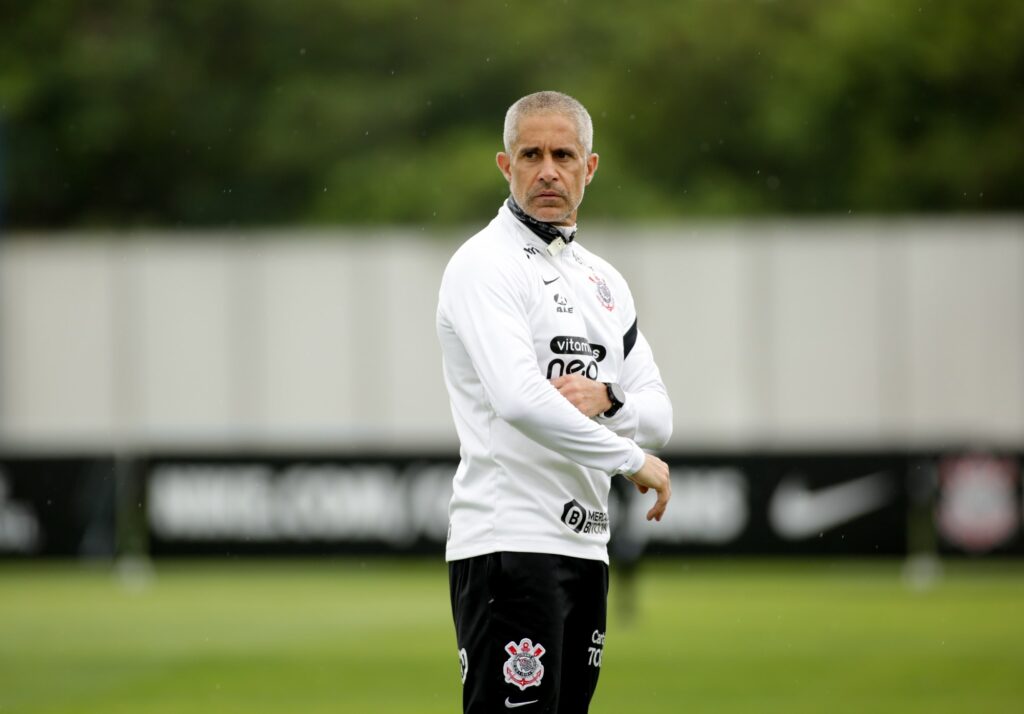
[506,196,576,246]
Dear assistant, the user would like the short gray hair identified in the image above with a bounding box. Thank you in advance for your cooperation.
[503,91,594,155]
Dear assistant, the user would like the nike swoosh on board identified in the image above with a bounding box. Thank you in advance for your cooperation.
[542,276,560,285]
[505,698,539,708]
[768,471,895,540]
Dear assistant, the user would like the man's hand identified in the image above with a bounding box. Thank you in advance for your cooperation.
[627,454,671,521]
[551,374,611,418]
[552,375,668,519]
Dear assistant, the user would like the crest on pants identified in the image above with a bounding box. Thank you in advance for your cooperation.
[458,648,468,684]
[503,638,546,690]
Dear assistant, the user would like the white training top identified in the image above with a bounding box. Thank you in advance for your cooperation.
[437,202,672,563]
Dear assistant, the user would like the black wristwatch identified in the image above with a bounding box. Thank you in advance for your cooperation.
[602,382,626,417]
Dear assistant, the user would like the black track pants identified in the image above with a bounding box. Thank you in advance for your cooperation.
[449,552,609,714]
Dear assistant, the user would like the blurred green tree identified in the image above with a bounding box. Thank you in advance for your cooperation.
[0,0,1020,228]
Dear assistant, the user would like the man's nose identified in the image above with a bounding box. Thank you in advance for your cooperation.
[538,154,559,182]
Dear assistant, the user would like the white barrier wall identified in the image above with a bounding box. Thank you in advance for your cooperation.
[1,218,1022,452]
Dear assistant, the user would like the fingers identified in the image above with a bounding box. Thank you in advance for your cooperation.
[631,454,670,522]
[550,374,608,418]
[646,485,670,522]
[551,375,585,398]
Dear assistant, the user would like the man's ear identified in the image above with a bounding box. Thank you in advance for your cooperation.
[584,152,599,186]
[496,152,512,182]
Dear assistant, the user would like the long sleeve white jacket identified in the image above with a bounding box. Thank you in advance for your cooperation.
[437,202,672,563]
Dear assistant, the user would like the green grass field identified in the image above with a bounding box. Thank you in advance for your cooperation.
[1,558,1022,714]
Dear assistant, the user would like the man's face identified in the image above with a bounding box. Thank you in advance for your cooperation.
[496,112,599,226]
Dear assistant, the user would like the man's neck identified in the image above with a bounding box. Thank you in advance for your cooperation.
[506,196,577,246]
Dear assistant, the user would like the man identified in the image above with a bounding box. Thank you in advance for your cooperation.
[436,91,672,714]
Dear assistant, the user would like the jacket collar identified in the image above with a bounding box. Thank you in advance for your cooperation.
[505,196,576,247]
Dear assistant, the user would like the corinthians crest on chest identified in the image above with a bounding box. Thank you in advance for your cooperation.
[588,273,615,312]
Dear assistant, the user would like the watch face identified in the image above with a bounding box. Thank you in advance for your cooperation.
[606,381,622,403]
[603,382,625,418]
[608,383,625,406]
